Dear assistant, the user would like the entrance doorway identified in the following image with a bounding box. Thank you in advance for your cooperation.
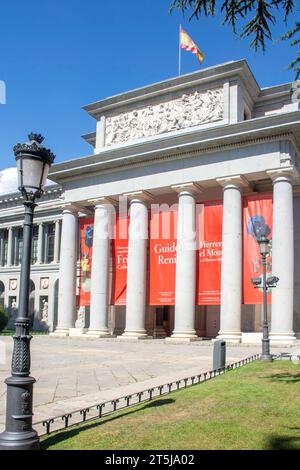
[154,306,174,337]
[205,306,220,338]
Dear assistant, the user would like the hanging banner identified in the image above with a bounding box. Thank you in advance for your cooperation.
[111,215,129,305]
[197,201,223,305]
[79,217,94,307]
[243,194,273,304]
[149,208,177,305]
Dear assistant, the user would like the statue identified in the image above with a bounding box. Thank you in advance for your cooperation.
[7,298,17,329]
[41,300,48,323]
[105,87,224,146]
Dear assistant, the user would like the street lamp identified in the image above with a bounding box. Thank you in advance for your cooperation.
[0,133,55,450]
[251,234,278,362]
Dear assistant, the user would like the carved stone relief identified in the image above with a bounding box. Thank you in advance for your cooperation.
[105,88,223,146]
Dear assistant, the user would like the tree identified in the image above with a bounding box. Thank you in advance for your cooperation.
[0,304,8,332]
[170,1,300,78]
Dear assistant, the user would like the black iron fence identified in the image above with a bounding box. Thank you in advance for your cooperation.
[36,354,260,436]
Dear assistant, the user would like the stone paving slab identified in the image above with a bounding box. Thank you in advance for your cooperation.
[0,335,295,434]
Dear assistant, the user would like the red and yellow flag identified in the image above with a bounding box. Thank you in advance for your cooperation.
[180,27,204,64]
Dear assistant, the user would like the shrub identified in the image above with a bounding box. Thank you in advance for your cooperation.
[0,304,8,332]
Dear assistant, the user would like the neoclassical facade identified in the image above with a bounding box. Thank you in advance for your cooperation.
[0,187,63,331]
[1,60,300,345]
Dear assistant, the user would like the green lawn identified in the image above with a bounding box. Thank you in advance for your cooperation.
[41,361,300,450]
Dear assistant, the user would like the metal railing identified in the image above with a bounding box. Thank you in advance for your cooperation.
[36,353,260,436]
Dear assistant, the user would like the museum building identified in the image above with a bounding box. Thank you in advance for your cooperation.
[1,59,300,345]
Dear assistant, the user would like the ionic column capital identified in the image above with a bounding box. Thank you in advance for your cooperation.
[171,182,203,197]
[266,167,298,184]
[60,202,80,215]
[88,197,117,208]
[123,190,154,204]
[216,175,251,191]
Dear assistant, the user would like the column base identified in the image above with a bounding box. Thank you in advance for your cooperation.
[269,332,297,346]
[117,330,150,340]
[216,332,241,344]
[166,331,198,343]
[50,328,70,337]
[86,329,112,338]
[69,328,88,337]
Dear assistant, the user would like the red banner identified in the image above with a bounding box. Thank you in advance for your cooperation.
[149,208,178,305]
[111,215,129,305]
[79,218,94,307]
[197,201,223,305]
[243,194,273,304]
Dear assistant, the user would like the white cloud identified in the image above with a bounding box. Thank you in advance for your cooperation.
[0,167,55,196]
[0,167,18,195]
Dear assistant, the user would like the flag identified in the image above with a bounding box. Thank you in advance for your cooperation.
[180,27,204,64]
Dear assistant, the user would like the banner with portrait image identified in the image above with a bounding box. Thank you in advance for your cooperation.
[243,194,273,304]
[79,218,94,307]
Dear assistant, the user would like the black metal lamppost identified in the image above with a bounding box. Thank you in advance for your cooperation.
[0,134,55,450]
[252,235,279,362]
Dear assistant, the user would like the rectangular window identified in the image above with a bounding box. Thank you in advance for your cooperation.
[15,228,23,266]
[31,226,39,264]
[0,230,8,266]
[3,230,8,266]
[45,223,55,264]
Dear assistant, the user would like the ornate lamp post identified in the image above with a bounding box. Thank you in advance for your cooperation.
[258,235,273,362]
[252,234,278,362]
[0,134,55,450]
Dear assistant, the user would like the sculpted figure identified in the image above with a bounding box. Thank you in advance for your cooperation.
[105,88,223,145]
[41,299,48,323]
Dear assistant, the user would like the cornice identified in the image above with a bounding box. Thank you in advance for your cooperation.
[0,186,63,208]
[82,60,260,117]
[49,112,300,185]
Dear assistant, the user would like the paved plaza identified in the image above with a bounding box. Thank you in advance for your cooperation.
[0,336,294,433]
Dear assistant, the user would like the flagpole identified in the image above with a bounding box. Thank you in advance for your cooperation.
[178,24,182,76]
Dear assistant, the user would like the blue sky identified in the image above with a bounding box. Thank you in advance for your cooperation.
[0,0,298,174]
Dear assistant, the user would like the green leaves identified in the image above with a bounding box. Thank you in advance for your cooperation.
[241,1,276,51]
[282,22,300,78]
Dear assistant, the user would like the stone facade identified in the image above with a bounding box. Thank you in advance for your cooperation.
[1,60,300,345]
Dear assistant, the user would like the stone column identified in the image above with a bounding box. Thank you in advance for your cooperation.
[217,176,247,343]
[268,168,296,345]
[120,191,150,339]
[53,220,61,263]
[87,199,114,337]
[52,205,78,336]
[37,223,45,264]
[7,227,14,267]
[168,184,199,342]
